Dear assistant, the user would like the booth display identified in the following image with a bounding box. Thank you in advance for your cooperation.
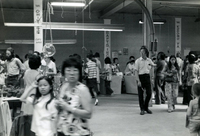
[124,75,138,94]
[111,75,123,94]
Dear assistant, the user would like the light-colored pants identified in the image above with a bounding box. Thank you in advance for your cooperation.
[165,82,179,110]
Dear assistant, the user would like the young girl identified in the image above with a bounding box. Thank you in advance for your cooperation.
[20,76,57,136]
[187,83,200,136]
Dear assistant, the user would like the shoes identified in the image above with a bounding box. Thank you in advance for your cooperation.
[95,99,98,106]
[173,105,175,110]
[161,101,165,104]
[145,109,152,114]
[140,110,145,115]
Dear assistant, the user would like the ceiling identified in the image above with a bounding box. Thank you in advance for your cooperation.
[1,0,200,18]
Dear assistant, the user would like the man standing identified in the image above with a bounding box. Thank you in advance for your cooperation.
[5,47,25,87]
[135,46,155,115]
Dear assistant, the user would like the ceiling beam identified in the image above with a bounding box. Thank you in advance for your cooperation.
[153,0,200,5]
[100,0,134,18]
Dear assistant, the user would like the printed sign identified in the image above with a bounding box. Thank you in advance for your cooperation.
[34,0,43,52]
[104,31,111,58]
[175,18,181,54]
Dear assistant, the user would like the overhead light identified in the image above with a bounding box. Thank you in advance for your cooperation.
[51,1,85,7]
[139,19,166,25]
[4,22,124,32]
[4,39,77,44]
[4,23,36,27]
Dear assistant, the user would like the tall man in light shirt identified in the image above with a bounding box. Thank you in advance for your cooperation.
[135,46,156,115]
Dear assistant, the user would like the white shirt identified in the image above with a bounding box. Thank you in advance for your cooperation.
[135,57,154,75]
[27,94,57,136]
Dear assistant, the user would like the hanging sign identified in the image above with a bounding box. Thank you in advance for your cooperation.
[104,31,111,58]
[175,18,181,54]
[34,0,43,52]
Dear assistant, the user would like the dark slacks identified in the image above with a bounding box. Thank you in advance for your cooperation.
[105,80,113,95]
[138,74,152,111]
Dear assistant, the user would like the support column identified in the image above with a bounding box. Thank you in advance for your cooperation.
[142,0,152,50]
[34,0,43,52]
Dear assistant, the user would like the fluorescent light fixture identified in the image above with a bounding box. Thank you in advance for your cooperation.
[4,22,124,32]
[51,2,85,7]
[4,23,36,27]
[139,20,166,25]
[5,39,77,44]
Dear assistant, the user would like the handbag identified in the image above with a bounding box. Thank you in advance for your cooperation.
[164,75,174,82]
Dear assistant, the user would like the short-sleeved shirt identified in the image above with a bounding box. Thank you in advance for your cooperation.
[6,58,25,76]
[27,94,57,136]
[85,60,97,79]
[186,64,200,86]
[135,57,154,75]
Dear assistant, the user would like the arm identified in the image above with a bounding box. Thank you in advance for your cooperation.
[73,86,92,119]
[135,70,141,87]
[187,100,193,117]
[20,82,37,102]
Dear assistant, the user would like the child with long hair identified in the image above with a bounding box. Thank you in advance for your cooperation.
[187,83,200,136]
[20,76,57,136]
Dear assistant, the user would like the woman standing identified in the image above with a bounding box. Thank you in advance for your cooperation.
[164,55,181,113]
[103,57,113,95]
[124,56,136,76]
[155,52,167,104]
[56,57,92,136]
[185,54,200,105]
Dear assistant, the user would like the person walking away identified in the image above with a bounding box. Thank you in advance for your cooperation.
[85,54,98,105]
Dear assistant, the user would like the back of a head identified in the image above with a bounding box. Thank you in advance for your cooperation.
[192,83,200,97]
[29,55,41,70]
[188,54,196,64]
[94,52,100,58]
[86,53,93,60]
[105,57,111,64]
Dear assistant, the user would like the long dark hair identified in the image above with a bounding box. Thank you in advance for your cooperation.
[168,55,179,71]
[192,83,200,109]
[33,76,54,110]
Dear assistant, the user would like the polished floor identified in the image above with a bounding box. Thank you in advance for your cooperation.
[90,94,190,136]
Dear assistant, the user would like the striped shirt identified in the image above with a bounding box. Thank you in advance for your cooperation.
[85,60,97,79]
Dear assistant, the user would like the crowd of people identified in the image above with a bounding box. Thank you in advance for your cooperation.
[1,46,200,136]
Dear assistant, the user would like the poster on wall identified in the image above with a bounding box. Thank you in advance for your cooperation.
[104,31,111,58]
[112,51,118,58]
[123,47,128,55]
[34,0,43,52]
[175,18,181,55]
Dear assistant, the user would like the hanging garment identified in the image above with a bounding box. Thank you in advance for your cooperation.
[0,101,12,136]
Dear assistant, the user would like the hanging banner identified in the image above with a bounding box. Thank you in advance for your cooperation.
[104,31,111,58]
[34,0,43,52]
[175,18,181,54]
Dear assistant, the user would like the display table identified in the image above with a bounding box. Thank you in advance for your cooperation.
[2,97,21,120]
[111,75,122,94]
[124,76,138,94]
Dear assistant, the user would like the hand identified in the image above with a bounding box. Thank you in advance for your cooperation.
[31,81,38,88]
[55,99,73,112]
[137,80,141,87]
